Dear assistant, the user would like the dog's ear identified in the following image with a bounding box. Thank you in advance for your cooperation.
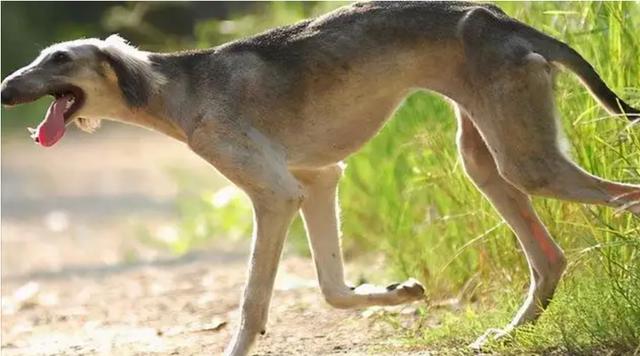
[100,34,154,108]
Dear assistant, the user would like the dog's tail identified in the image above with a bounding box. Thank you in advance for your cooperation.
[518,24,639,121]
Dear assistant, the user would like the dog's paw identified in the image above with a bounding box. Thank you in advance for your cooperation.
[390,278,425,301]
[469,327,513,350]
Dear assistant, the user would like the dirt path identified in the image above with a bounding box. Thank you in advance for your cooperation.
[1,125,423,355]
[2,253,422,355]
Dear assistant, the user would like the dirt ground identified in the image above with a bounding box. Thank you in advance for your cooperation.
[1,125,425,355]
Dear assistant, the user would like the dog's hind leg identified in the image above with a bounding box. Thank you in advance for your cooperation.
[293,164,425,309]
[465,51,640,216]
[189,121,304,356]
[455,111,567,349]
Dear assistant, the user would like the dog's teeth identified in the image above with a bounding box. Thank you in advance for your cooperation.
[27,127,36,135]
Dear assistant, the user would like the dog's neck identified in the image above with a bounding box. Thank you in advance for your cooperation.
[137,49,222,140]
[58,36,188,142]
[78,75,189,142]
[119,103,189,142]
[94,39,190,142]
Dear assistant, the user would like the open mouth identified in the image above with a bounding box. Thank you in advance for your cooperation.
[28,85,85,147]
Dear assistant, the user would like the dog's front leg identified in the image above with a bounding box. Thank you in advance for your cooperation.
[225,194,301,355]
[189,120,303,356]
[293,165,425,309]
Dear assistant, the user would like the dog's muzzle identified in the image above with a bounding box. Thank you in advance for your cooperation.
[1,82,18,106]
[0,77,43,107]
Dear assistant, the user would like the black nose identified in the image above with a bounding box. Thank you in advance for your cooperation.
[1,84,16,106]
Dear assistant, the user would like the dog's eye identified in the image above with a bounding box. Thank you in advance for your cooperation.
[51,51,71,64]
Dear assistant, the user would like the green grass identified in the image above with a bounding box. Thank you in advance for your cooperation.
[168,2,639,353]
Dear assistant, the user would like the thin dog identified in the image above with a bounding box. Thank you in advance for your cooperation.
[2,2,639,355]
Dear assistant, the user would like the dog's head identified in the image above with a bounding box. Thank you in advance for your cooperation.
[0,35,164,147]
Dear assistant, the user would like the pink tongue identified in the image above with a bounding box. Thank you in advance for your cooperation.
[34,96,68,147]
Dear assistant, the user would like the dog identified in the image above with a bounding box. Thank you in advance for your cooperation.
[2,2,639,354]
